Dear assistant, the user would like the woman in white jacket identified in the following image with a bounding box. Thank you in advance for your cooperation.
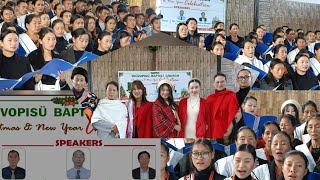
[294,100,318,142]
[282,150,309,180]
[295,114,320,173]
[224,144,258,180]
[252,132,292,180]
[287,37,306,66]
[235,39,267,73]
[309,43,320,77]
[91,81,128,138]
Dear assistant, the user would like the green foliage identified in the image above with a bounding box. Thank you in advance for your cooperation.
[119,85,127,97]
[51,96,77,106]
[148,46,161,51]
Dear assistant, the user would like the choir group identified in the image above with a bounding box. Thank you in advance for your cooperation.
[0,0,160,90]
[173,20,320,90]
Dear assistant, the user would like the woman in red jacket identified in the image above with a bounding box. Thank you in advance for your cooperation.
[125,80,153,138]
[206,73,239,138]
[153,79,181,138]
[178,78,208,138]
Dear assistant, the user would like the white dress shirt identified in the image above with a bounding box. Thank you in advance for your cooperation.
[67,167,91,179]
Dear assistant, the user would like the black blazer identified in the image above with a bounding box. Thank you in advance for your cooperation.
[61,47,76,64]
[257,74,293,90]
[132,167,156,179]
[48,10,55,19]
[284,39,294,51]
[95,19,102,35]
[292,71,319,90]
[0,51,35,90]
[2,166,25,179]
[199,17,207,22]
[55,37,69,53]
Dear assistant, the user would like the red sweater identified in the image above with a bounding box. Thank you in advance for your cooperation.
[178,98,208,138]
[134,101,153,138]
[206,89,239,138]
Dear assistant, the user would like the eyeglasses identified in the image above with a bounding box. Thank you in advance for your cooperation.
[237,76,251,80]
[191,151,210,159]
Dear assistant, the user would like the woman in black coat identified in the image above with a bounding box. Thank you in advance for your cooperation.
[28,28,69,90]
[292,53,319,90]
[258,58,293,90]
[0,30,35,90]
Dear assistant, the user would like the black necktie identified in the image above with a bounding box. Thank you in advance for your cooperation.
[76,170,80,179]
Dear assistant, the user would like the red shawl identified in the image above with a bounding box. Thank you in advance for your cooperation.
[152,100,178,138]
[206,89,239,138]
[134,101,153,138]
[178,98,208,138]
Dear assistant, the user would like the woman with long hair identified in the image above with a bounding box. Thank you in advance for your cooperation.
[153,79,181,138]
[83,15,96,52]
[280,99,301,126]
[92,31,112,56]
[104,15,117,35]
[186,18,198,36]
[253,132,292,180]
[69,14,84,32]
[110,30,131,51]
[0,30,35,90]
[178,79,208,138]
[176,23,189,41]
[188,33,205,50]
[180,139,226,180]
[61,28,89,63]
[28,27,69,90]
[125,80,153,138]
[52,19,69,53]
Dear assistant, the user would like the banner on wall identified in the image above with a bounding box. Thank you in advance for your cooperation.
[118,71,192,101]
[287,0,320,4]
[157,0,227,33]
[0,95,160,179]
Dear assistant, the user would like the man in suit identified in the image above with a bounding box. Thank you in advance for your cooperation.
[177,10,186,21]
[2,150,26,179]
[199,12,207,22]
[67,149,91,179]
[132,151,156,179]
